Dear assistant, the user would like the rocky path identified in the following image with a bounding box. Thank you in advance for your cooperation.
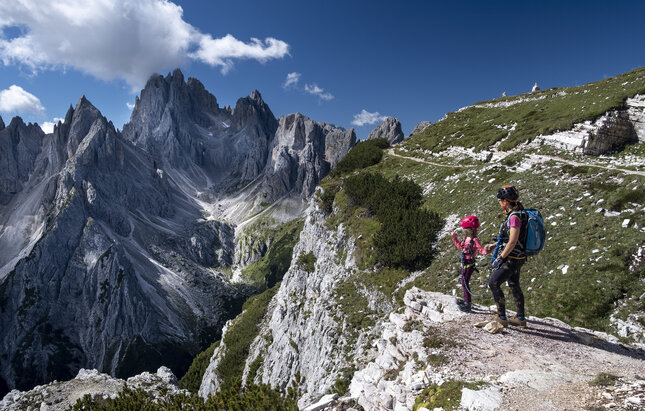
[387,149,475,168]
[387,148,645,176]
[346,288,645,411]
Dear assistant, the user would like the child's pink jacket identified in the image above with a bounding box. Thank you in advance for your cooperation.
[452,233,487,260]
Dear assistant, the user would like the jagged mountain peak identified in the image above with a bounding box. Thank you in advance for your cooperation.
[232,89,277,134]
[7,115,25,130]
[73,95,102,120]
[136,68,220,115]
[367,116,404,144]
[0,115,4,131]
[3,116,44,138]
[0,115,46,205]
[250,89,263,102]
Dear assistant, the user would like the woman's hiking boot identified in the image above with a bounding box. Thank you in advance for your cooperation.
[490,315,508,327]
[508,315,527,327]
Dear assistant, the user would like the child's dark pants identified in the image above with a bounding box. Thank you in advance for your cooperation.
[461,265,475,304]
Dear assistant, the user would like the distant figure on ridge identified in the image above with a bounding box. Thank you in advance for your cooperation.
[502,91,507,97]
[531,82,540,92]
[451,216,488,312]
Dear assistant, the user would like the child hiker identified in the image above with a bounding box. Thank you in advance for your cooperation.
[451,215,487,312]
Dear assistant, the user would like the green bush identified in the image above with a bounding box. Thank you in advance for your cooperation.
[344,173,442,270]
[330,138,389,177]
[71,380,297,410]
[590,372,620,386]
[318,185,339,214]
[413,380,485,411]
[296,251,316,273]
[330,367,355,396]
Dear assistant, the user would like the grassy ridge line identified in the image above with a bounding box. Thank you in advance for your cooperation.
[403,66,645,153]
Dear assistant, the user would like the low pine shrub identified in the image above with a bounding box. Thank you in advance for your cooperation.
[344,173,442,270]
[71,381,298,410]
[330,138,389,177]
[296,251,316,272]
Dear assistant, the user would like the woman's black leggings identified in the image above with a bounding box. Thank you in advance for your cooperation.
[488,258,525,318]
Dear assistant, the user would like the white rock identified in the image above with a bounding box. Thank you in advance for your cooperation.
[302,393,338,411]
[622,219,631,228]
[498,370,583,391]
[461,386,502,410]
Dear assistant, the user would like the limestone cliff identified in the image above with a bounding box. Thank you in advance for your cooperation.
[199,195,365,405]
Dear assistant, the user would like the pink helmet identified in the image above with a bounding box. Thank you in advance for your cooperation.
[460,215,480,229]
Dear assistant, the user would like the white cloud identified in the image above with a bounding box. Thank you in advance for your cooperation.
[283,72,301,89]
[40,117,64,134]
[0,85,45,114]
[351,109,387,126]
[304,83,334,101]
[0,1,290,90]
[190,34,289,75]
[126,102,135,110]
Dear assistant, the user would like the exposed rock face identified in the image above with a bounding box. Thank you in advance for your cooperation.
[410,121,431,137]
[122,71,354,224]
[0,69,356,397]
[0,117,45,205]
[0,367,184,411]
[536,96,643,155]
[199,194,365,406]
[257,113,356,205]
[368,117,404,144]
[122,70,277,186]
[627,94,645,141]
[0,96,243,395]
[349,287,645,411]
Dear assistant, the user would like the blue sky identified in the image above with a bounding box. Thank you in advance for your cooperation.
[1,0,644,139]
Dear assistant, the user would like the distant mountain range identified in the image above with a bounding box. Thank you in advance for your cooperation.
[0,69,357,396]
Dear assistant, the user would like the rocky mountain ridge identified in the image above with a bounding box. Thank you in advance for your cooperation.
[0,69,356,397]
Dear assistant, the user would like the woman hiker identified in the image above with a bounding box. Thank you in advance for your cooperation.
[484,185,528,327]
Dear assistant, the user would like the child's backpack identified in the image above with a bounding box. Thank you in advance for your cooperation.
[514,208,546,256]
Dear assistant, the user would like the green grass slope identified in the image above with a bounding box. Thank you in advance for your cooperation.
[403,66,645,153]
